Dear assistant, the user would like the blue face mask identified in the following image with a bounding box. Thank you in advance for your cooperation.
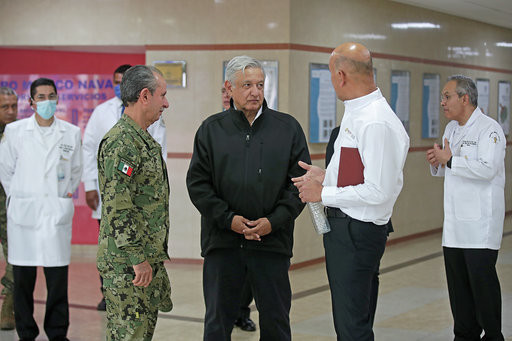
[35,100,57,120]
[114,84,121,99]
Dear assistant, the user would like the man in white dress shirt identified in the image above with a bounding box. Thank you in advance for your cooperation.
[82,64,167,310]
[293,42,409,341]
[426,75,505,341]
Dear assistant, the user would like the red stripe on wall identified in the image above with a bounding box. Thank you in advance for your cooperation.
[146,43,512,74]
[167,152,193,159]
[146,43,292,51]
[371,51,512,75]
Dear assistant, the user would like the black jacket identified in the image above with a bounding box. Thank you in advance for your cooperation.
[186,101,311,257]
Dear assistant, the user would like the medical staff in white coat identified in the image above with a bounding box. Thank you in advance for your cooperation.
[427,75,505,341]
[0,78,82,341]
[81,64,167,310]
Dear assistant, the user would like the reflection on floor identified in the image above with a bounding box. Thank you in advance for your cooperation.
[1,219,511,340]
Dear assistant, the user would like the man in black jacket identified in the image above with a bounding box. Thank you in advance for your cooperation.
[187,55,310,340]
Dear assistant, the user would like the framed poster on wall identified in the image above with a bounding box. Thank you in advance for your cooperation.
[390,70,410,132]
[476,78,490,116]
[223,60,279,110]
[422,73,440,138]
[498,81,510,135]
[153,61,187,88]
[309,63,337,143]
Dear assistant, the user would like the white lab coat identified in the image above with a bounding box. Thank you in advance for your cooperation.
[0,115,83,266]
[431,108,505,250]
[81,96,167,219]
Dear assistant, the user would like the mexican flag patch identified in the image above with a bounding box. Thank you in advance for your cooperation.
[118,161,133,176]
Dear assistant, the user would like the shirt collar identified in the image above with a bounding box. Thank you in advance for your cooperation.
[112,96,122,106]
[462,107,481,127]
[233,103,263,124]
[343,88,382,113]
[121,114,155,146]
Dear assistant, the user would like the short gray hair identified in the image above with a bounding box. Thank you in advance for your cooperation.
[448,75,478,107]
[120,65,163,106]
[0,87,17,98]
[225,55,265,86]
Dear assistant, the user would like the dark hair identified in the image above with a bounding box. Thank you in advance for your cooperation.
[114,64,132,75]
[120,65,163,107]
[30,78,57,99]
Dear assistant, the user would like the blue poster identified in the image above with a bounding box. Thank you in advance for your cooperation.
[309,63,336,143]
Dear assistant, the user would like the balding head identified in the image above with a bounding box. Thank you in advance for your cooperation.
[329,42,376,101]
[331,42,373,76]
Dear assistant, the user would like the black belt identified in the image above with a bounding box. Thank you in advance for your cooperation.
[324,206,348,218]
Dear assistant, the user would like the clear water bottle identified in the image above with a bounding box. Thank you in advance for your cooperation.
[307,202,331,234]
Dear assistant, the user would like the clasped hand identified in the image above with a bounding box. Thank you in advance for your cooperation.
[231,215,272,241]
[426,138,452,168]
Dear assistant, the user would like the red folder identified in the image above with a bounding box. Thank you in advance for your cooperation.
[337,147,364,187]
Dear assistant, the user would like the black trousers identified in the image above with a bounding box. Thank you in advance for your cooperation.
[238,278,253,320]
[323,215,388,341]
[443,247,504,341]
[13,265,69,341]
[203,248,291,341]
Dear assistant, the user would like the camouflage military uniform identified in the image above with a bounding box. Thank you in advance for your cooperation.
[97,115,172,341]
[0,127,13,296]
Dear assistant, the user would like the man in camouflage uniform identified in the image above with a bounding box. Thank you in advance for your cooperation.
[0,86,17,330]
[97,65,172,340]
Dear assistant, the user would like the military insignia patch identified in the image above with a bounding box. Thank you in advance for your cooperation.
[118,161,134,176]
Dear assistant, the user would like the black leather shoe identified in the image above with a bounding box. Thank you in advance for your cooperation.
[234,317,256,332]
[97,298,106,311]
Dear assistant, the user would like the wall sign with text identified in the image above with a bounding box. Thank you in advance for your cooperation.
[309,63,336,143]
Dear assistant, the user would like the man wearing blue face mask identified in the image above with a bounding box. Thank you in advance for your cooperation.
[82,64,167,311]
[0,77,83,341]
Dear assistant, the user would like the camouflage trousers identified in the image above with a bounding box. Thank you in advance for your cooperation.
[0,212,13,296]
[103,262,172,340]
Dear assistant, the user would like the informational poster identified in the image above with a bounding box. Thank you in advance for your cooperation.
[309,63,336,143]
[390,70,410,132]
[476,78,490,115]
[422,73,440,138]
[498,81,510,135]
[0,74,114,244]
[223,60,278,110]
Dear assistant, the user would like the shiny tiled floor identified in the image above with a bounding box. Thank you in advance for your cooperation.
[1,219,511,341]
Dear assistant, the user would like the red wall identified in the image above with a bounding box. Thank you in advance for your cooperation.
[0,48,145,74]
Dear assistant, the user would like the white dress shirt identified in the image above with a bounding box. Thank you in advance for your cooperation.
[322,88,410,225]
[82,96,167,219]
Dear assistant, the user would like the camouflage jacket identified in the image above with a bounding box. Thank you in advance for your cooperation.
[0,127,6,234]
[97,114,170,276]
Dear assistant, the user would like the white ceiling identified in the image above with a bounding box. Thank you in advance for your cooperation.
[392,0,512,30]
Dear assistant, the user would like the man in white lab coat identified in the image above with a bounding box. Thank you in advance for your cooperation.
[0,78,83,341]
[82,64,167,310]
[427,75,505,341]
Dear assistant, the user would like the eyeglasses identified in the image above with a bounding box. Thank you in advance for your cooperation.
[33,93,58,101]
[440,92,462,103]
